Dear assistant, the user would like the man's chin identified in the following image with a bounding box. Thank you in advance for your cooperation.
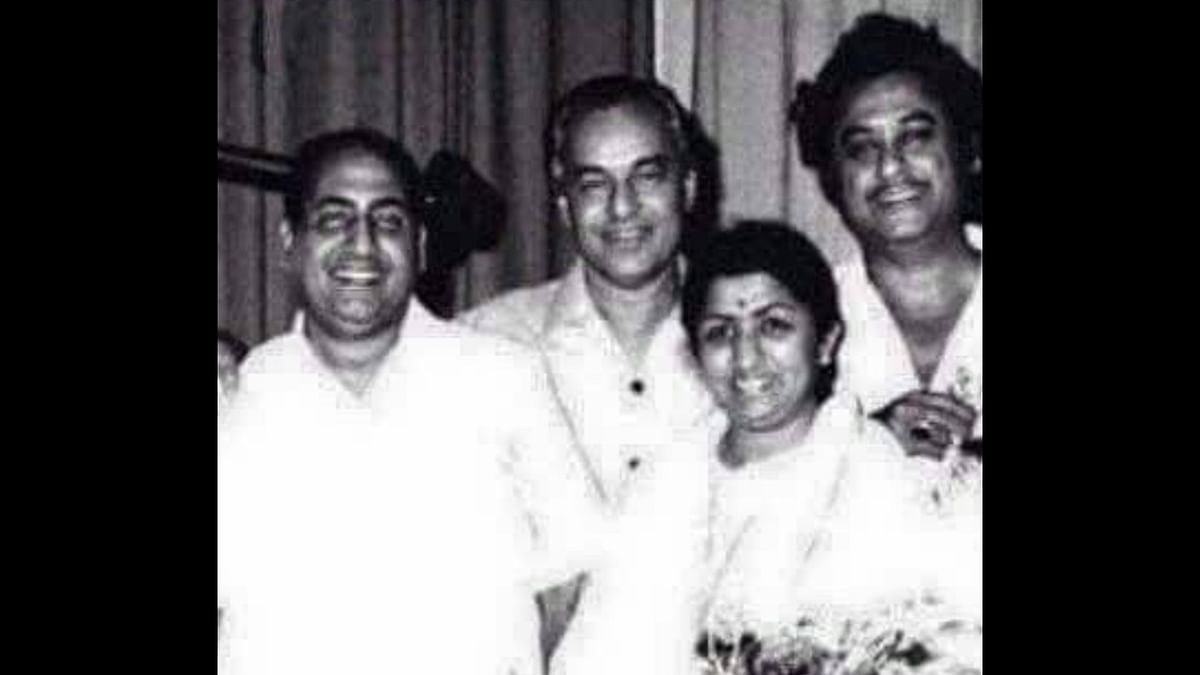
[592,259,675,292]
[308,308,403,342]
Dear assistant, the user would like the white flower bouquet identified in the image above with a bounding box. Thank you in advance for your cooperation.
[695,594,981,675]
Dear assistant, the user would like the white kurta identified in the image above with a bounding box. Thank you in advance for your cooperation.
[218,303,604,675]
[835,225,983,438]
[460,262,720,510]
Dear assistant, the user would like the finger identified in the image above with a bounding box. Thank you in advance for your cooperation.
[900,394,977,429]
[903,390,977,419]
[879,409,950,459]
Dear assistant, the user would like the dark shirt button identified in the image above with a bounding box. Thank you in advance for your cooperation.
[627,457,642,471]
[630,379,646,395]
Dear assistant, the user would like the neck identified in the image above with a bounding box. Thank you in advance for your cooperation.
[862,225,979,293]
[304,316,404,397]
[583,265,680,363]
[723,401,820,469]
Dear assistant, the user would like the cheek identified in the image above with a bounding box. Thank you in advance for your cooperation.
[380,238,418,267]
[769,336,817,379]
[699,347,733,388]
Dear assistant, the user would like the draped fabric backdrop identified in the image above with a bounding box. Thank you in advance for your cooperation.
[657,0,982,267]
[219,0,981,345]
[218,0,653,345]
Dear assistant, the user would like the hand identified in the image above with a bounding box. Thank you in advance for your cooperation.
[872,390,978,460]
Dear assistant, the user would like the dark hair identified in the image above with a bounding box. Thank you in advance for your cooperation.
[216,329,250,364]
[682,221,842,402]
[546,75,694,194]
[283,127,426,226]
[790,13,983,223]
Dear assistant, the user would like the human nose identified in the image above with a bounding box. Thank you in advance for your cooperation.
[876,143,906,181]
[732,329,762,372]
[348,215,377,255]
[608,179,639,220]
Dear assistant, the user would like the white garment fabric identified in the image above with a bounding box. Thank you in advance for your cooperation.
[460,262,720,510]
[218,302,604,675]
[835,225,983,437]
[704,395,924,634]
[705,395,983,670]
[548,411,724,675]
[548,395,982,675]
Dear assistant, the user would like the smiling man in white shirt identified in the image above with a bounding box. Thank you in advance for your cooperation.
[458,76,721,664]
[790,14,983,461]
[218,128,603,675]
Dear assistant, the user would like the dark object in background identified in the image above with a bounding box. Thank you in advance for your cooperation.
[217,328,250,364]
[417,151,507,318]
[217,142,293,193]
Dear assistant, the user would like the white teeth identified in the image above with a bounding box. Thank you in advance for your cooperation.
[606,228,649,242]
[734,377,771,396]
[333,270,381,284]
[878,188,920,204]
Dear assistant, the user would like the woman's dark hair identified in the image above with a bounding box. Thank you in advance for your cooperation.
[682,221,842,402]
[283,127,426,226]
[790,13,983,223]
[217,329,250,364]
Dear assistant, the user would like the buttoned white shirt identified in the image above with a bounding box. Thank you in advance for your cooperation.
[218,301,603,675]
[460,262,721,510]
[835,225,983,437]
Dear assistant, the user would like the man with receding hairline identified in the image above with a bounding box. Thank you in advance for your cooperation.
[218,128,603,675]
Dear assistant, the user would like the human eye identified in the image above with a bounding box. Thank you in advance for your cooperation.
[898,124,936,152]
[760,314,797,338]
[312,207,353,233]
[572,171,611,195]
[370,205,411,233]
[699,321,733,345]
[840,135,879,164]
[631,161,670,186]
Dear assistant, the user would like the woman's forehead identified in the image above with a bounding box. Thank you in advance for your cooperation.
[705,273,802,311]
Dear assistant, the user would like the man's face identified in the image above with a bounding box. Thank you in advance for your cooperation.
[832,72,962,248]
[557,103,695,291]
[285,151,422,341]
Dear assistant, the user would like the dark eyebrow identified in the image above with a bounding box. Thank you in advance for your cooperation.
[900,111,939,127]
[633,155,672,171]
[837,125,873,147]
[567,165,609,179]
[367,197,410,211]
[311,196,355,210]
[752,302,804,319]
[702,302,804,322]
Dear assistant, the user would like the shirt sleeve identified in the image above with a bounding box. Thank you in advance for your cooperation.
[498,344,610,589]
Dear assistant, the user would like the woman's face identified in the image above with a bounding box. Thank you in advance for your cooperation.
[695,272,837,433]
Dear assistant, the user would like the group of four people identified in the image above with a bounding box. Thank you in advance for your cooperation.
[218,12,982,675]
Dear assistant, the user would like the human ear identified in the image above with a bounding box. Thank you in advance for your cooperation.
[818,322,844,367]
[683,167,698,212]
[280,218,296,253]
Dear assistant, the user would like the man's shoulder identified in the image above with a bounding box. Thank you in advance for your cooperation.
[456,279,564,346]
[239,331,308,383]
[405,314,550,397]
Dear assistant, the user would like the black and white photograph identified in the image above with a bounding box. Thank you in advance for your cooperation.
[217,1,983,672]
